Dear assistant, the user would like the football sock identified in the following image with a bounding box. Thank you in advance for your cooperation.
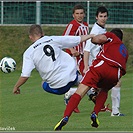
[68,88,77,96]
[63,93,81,117]
[93,90,107,115]
[111,87,120,114]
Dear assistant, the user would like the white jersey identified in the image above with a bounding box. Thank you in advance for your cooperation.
[84,22,106,65]
[21,36,81,88]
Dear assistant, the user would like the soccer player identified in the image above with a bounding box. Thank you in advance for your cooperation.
[63,4,89,113]
[54,28,128,130]
[13,24,94,96]
[84,6,108,73]
[84,6,124,116]
[84,6,110,112]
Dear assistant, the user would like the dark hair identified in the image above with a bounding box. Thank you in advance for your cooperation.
[96,6,108,17]
[72,4,85,14]
[29,24,43,36]
[110,28,123,40]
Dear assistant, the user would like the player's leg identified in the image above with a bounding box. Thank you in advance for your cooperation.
[54,62,101,130]
[87,87,98,104]
[64,72,82,113]
[111,80,124,116]
[91,89,108,128]
[64,87,80,113]
[90,61,121,128]
[87,88,112,112]
[54,83,90,130]
[64,88,77,105]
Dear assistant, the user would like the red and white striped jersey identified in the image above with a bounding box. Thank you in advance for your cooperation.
[63,19,89,55]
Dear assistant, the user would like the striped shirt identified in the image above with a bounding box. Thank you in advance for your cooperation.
[63,19,89,55]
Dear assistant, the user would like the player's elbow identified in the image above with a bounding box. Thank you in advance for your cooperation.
[91,35,107,44]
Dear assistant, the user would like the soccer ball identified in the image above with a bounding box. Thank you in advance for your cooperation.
[0,57,16,73]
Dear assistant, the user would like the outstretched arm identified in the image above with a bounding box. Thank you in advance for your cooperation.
[83,50,90,73]
[80,34,95,43]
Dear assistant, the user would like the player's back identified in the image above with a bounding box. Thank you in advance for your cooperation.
[24,36,78,88]
[97,32,128,74]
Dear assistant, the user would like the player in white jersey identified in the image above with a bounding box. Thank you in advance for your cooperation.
[13,24,94,95]
[84,22,106,68]
[83,6,124,116]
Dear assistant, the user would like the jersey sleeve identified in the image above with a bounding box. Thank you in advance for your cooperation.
[52,36,81,49]
[84,39,93,52]
[104,32,113,38]
[63,24,77,35]
[21,49,35,77]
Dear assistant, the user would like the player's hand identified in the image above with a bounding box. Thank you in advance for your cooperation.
[83,66,89,74]
[70,48,80,57]
[13,87,20,94]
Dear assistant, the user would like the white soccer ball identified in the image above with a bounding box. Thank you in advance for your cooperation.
[0,57,16,73]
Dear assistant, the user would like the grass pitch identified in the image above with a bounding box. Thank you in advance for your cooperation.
[0,68,132,132]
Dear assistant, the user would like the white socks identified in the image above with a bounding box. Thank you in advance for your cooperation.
[64,88,77,99]
[111,87,120,114]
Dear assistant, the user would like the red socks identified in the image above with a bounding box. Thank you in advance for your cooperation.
[63,90,108,117]
[94,90,108,115]
[63,93,81,117]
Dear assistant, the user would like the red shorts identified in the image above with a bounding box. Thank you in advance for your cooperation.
[81,60,122,91]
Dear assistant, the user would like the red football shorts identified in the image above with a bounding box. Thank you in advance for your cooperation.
[81,60,121,91]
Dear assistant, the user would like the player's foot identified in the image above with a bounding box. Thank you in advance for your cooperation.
[90,112,99,128]
[111,112,125,116]
[100,104,112,112]
[88,91,98,104]
[74,107,80,113]
[54,116,69,131]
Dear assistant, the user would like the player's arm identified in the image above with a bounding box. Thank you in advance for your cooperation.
[83,50,90,73]
[91,34,107,44]
[80,34,95,43]
[13,76,29,94]
[60,34,94,49]
[69,48,80,57]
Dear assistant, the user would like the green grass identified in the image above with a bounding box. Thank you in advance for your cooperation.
[0,68,133,132]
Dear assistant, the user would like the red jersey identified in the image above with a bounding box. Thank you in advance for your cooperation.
[96,32,128,75]
[63,19,88,55]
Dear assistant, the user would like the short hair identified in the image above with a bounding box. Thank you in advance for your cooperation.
[29,24,43,36]
[110,28,123,40]
[96,6,108,17]
[72,4,85,14]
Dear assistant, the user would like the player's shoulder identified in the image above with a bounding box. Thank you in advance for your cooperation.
[24,45,33,57]
[65,20,79,31]
[83,22,88,26]
[90,23,106,34]
[70,20,82,27]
